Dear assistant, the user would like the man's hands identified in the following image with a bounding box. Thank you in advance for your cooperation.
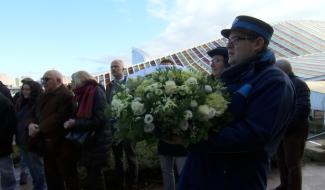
[28,123,40,137]
[64,118,76,129]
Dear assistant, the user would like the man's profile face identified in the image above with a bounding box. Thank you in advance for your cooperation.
[227,31,256,65]
[41,72,59,92]
[211,55,225,77]
[111,61,124,79]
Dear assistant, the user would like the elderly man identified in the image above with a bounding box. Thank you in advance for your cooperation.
[106,59,138,190]
[177,16,295,190]
[207,46,230,79]
[274,59,310,190]
[28,70,77,190]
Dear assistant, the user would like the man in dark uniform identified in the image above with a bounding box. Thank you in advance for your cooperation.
[178,15,295,190]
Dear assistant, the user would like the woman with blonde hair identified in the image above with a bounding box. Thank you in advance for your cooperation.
[64,70,111,190]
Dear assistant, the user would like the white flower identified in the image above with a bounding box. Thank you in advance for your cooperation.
[144,123,155,133]
[178,85,191,96]
[184,110,193,120]
[179,120,189,131]
[111,98,126,117]
[135,117,142,121]
[185,77,198,87]
[131,101,145,115]
[134,97,142,101]
[190,100,198,108]
[198,104,210,121]
[164,81,177,94]
[155,89,163,95]
[163,97,177,111]
[111,99,122,111]
[208,108,217,119]
[205,85,212,93]
[146,92,153,99]
[144,114,154,124]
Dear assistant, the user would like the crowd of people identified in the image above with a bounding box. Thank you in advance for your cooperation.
[0,15,311,190]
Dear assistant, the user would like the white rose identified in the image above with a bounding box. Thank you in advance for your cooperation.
[111,99,122,111]
[131,101,145,115]
[144,114,154,124]
[185,77,198,87]
[198,105,210,121]
[190,100,198,108]
[164,81,177,95]
[184,110,193,120]
[179,120,189,131]
[155,89,163,95]
[205,85,212,93]
[208,108,217,119]
[144,123,155,133]
[134,97,142,101]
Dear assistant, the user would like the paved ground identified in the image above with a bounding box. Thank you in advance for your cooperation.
[14,160,325,190]
[267,161,325,190]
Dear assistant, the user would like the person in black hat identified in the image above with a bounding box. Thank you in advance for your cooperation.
[207,47,229,79]
[177,15,295,190]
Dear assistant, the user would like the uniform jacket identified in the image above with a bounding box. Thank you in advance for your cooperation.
[178,50,295,190]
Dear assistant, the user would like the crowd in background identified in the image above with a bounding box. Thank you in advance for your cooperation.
[0,15,311,190]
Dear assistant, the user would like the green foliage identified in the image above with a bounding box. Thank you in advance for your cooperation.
[136,141,160,169]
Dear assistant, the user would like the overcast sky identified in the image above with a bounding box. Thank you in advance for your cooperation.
[1,0,324,80]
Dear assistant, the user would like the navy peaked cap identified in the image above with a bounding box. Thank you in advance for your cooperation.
[221,15,274,42]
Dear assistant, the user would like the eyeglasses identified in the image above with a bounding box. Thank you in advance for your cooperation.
[41,77,51,83]
[226,36,255,45]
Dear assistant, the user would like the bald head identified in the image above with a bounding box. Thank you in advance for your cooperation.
[42,70,64,92]
[275,59,293,74]
[110,59,125,80]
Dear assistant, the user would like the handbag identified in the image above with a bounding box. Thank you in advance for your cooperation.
[65,129,95,146]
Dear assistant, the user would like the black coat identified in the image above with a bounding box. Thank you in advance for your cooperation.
[74,86,112,164]
[0,81,13,102]
[286,73,310,131]
[0,93,16,156]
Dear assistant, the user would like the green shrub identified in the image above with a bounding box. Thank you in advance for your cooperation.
[136,140,159,169]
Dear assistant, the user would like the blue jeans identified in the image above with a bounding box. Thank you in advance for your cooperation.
[0,155,16,190]
[22,150,47,190]
[159,155,187,190]
[19,147,28,174]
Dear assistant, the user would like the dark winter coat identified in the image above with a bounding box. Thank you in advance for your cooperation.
[178,50,295,190]
[0,93,16,156]
[73,86,112,164]
[286,73,310,132]
[27,85,75,154]
[0,81,13,102]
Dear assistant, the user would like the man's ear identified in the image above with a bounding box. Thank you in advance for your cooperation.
[253,37,265,53]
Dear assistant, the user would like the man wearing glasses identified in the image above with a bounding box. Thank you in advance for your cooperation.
[178,16,295,190]
[28,70,77,190]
